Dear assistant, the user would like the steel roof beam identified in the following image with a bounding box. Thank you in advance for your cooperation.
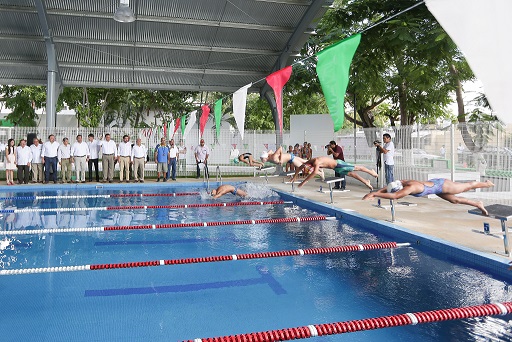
[0,5,295,33]
[0,60,267,77]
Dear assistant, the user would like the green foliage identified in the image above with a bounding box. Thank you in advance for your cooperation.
[0,85,47,126]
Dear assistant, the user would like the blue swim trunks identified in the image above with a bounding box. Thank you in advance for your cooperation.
[288,153,295,164]
[333,160,354,175]
[411,178,445,197]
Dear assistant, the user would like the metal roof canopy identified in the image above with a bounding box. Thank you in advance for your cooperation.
[0,0,333,93]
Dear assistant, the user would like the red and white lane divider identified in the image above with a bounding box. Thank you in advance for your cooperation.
[0,215,332,236]
[186,302,512,342]
[0,192,200,201]
[0,242,408,275]
[0,200,289,214]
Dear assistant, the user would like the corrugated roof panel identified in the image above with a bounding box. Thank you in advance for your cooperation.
[0,11,42,36]
[200,73,266,87]
[48,15,135,42]
[203,52,277,72]
[134,70,202,86]
[45,0,117,13]
[61,67,134,85]
[214,27,290,51]
[0,40,46,61]
[138,0,226,21]
[0,64,46,80]
[0,0,35,7]
[56,43,135,66]
[222,0,308,27]
[134,48,210,69]
[136,21,217,47]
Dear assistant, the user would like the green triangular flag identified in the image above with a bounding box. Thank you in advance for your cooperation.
[181,115,186,136]
[214,99,223,140]
[316,33,361,131]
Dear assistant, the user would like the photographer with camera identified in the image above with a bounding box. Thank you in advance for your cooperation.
[326,140,346,190]
[374,133,394,184]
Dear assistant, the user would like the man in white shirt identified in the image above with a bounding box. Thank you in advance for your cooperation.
[87,133,100,182]
[131,138,147,183]
[16,139,32,184]
[29,137,43,183]
[194,139,210,179]
[375,133,395,184]
[71,134,90,183]
[117,134,132,183]
[167,139,179,181]
[42,134,60,184]
[178,140,187,175]
[100,133,117,183]
[58,137,72,183]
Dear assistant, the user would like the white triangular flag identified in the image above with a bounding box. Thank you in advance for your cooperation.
[426,0,512,123]
[233,83,252,140]
[182,110,197,140]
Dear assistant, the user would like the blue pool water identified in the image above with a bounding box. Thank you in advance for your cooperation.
[0,184,511,341]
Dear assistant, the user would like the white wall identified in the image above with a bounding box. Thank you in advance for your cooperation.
[290,114,333,158]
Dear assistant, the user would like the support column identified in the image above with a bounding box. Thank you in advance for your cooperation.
[46,70,57,128]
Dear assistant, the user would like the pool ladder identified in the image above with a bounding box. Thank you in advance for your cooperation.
[215,166,222,185]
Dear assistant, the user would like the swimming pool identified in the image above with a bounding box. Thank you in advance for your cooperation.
[0,183,511,341]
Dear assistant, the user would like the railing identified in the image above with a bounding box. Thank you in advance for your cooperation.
[215,165,222,185]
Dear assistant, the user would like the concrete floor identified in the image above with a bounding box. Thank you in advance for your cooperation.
[253,175,512,261]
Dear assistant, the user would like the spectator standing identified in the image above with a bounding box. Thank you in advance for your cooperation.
[58,138,72,183]
[154,138,170,182]
[16,139,32,184]
[178,140,187,174]
[457,143,464,164]
[42,134,60,184]
[440,145,446,159]
[117,135,132,183]
[30,137,43,183]
[375,133,395,184]
[194,139,210,179]
[5,139,16,185]
[71,134,90,183]
[100,133,117,183]
[131,138,147,182]
[327,140,346,190]
[167,139,179,181]
[302,141,312,160]
[87,134,100,182]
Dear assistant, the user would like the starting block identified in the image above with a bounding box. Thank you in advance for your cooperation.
[468,204,512,257]
[257,166,277,183]
[315,176,346,204]
[284,171,303,192]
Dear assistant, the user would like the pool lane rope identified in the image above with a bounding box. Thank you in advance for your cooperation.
[0,242,408,275]
[0,192,200,201]
[186,302,512,342]
[0,215,333,236]
[0,200,290,214]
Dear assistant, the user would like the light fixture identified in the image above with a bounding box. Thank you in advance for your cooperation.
[114,0,135,23]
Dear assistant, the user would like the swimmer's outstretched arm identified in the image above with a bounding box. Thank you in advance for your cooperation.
[362,187,412,200]
[290,163,304,183]
[298,164,319,188]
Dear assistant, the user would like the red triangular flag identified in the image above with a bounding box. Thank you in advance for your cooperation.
[199,104,210,137]
[232,144,237,149]
[173,117,181,136]
[266,66,292,134]
[163,122,167,139]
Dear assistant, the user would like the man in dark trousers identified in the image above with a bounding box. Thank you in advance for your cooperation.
[326,140,346,189]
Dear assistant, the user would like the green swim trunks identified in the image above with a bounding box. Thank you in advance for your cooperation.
[333,160,354,175]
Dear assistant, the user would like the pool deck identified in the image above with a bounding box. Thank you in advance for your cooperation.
[262,176,511,261]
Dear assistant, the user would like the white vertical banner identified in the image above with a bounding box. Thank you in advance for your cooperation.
[182,110,197,140]
[425,0,512,124]
[233,83,252,140]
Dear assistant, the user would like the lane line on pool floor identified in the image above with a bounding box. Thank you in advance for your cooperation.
[0,215,335,236]
[185,302,512,342]
[0,200,291,214]
[0,242,409,275]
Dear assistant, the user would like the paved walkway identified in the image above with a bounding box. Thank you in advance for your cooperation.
[259,175,511,260]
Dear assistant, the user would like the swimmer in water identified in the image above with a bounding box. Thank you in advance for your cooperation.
[210,184,247,199]
[363,179,494,216]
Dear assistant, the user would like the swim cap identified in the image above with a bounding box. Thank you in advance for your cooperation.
[260,151,268,159]
[387,180,403,193]
[303,164,314,174]
[233,158,239,164]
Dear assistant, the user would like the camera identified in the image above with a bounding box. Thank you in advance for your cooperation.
[325,144,330,149]
[373,140,381,145]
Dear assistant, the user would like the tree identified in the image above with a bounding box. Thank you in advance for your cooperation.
[0,85,48,126]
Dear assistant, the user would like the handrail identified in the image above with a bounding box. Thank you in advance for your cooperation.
[202,163,210,191]
[215,166,222,184]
